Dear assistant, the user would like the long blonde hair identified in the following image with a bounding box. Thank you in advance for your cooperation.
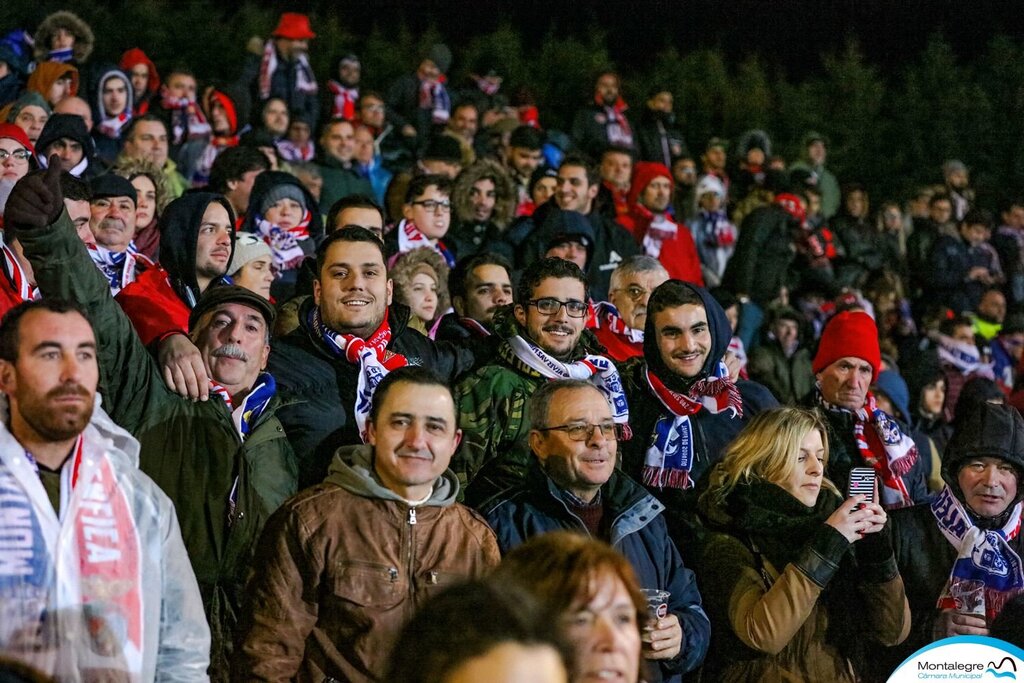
[711,407,840,503]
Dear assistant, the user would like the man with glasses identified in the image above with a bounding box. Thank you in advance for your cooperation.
[620,280,777,563]
[455,257,628,506]
[387,173,456,266]
[482,378,710,682]
[594,255,669,362]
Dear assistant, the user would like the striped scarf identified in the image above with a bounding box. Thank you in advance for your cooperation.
[88,242,153,295]
[255,210,312,273]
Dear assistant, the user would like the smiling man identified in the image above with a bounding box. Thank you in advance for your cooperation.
[5,163,297,682]
[86,174,151,294]
[455,257,629,506]
[620,280,776,563]
[806,310,926,509]
[888,402,1024,673]
[483,379,710,682]
[238,367,499,682]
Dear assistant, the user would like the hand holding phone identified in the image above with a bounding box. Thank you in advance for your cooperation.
[847,467,876,511]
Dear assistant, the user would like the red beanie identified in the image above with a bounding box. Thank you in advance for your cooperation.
[812,311,881,380]
[0,123,35,155]
[627,161,673,209]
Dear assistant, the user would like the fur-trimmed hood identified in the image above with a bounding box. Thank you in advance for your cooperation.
[33,11,94,64]
[452,158,516,230]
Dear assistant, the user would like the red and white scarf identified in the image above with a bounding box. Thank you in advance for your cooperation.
[159,94,211,142]
[258,40,318,100]
[597,95,634,148]
[1,243,33,301]
[97,111,131,139]
[593,301,643,344]
[507,335,629,429]
[395,219,456,267]
[817,388,918,508]
[641,213,678,260]
[418,77,451,125]
[307,306,408,441]
[276,138,315,162]
[255,210,312,273]
[327,80,359,120]
[643,361,742,489]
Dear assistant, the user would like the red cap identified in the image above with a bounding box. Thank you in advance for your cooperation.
[0,123,35,155]
[272,13,316,40]
[812,311,881,381]
[774,192,807,226]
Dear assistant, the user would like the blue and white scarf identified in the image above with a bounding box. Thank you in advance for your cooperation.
[932,485,1024,621]
[87,242,152,295]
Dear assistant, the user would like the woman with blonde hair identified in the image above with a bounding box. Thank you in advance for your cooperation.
[696,407,910,682]
[494,532,647,683]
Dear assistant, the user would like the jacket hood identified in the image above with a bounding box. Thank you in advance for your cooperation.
[33,11,94,64]
[92,65,134,122]
[735,129,772,158]
[452,158,516,229]
[158,193,236,308]
[35,113,94,162]
[26,61,79,102]
[643,279,732,390]
[943,402,1024,494]
[201,83,251,138]
[326,443,459,506]
[533,205,596,268]
[119,48,160,95]
[627,161,673,210]
[241,170,323,239]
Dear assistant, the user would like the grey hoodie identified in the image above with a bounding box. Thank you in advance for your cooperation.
[326,443,460,507]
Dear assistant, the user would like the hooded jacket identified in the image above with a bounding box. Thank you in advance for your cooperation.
[618,162,704,285]
[116,193,236,345]
[620,281,778,562]
[33,11,94,65]
[26,61,79,102]
[888,403,1024,674]
[35,112,99,179]
[448,158,516,256]
[90,65,134,163]
[20,206,296,683]
[237,444,500,682]
[484,461,712,681]
[119,48,160,115]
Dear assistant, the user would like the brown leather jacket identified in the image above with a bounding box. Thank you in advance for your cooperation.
[236,445,501,682]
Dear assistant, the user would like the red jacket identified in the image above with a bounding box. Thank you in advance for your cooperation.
[115,266,190,346]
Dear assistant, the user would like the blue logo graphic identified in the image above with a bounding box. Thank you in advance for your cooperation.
[987,656,1017,679]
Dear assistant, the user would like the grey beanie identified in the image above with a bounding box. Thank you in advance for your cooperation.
[259,183,307,216]
[426,43,452,74]
[227,232,272,274]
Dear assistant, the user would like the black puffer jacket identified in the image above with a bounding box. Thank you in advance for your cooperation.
[269,298,475,487]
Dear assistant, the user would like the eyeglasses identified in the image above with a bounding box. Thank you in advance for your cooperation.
[411,199,451,213]
[614,285,648,302]
[528,297,588,318]
[362,104,385,112]
[0,149,31,162]
[537,422,625,441]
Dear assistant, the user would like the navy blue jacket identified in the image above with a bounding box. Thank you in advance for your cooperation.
[483,462,711,682]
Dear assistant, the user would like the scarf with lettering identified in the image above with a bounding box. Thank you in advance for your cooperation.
[938,334,995,378]
[593,301,644,344]
[816,387,918,508]
[159,94,211,143]
[643,360,742,490]
[306,305,408,441]
[418,77,451,125]
[396,219,456,267]
[506,335,630,432]
[254,210,312,273]
[258,40,318,100]
[0,435,144,677]
[87,242,153,295]
[596,95,633,148]
[932,485,1024,622]
[327,80,359,120]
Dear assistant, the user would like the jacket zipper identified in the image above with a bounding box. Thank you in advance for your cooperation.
[406,506,416,602]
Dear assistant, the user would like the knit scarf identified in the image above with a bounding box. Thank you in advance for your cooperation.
[643,360,742,490]
[418,77,451,125]
[937,334,994,377]
[306,306,408,441]
[1,243,33,302]
[48,48,74,63]
[593,301,643,344]
[96,110,131,139]
[276,138,315,162]
[474,75,501,97]
[816,388,918,509]
[506,334,630,431]
[728,335,748,379]
[932,485,1024,622]
[190,136,239,187]
[327,80,359,120]
[1,435,144,677]
[88,242,152,295]
[209,372,276,441]
[596,95,633,148]
[159,94,211,142]
[258,40,318,100]
[396,219,456,267]
[255,210,312,273]
[698,210,737,249]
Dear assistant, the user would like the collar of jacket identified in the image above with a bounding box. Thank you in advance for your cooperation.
[326,443,460,507]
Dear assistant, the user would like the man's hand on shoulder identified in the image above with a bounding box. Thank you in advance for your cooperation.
[159,333,210,401]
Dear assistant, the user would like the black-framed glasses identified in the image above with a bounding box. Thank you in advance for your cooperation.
[411,199,452,213]
[528,297,588,318]
[0,149,31,162]
[536,422,625,441]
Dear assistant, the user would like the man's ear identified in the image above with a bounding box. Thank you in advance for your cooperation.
[528,430,545,461]
[452,295,465,317]
[313,278,322,306]
[0,360,16,395]
[514,304,526,328]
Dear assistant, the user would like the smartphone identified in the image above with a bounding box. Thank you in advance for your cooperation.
[847,467,876,510]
